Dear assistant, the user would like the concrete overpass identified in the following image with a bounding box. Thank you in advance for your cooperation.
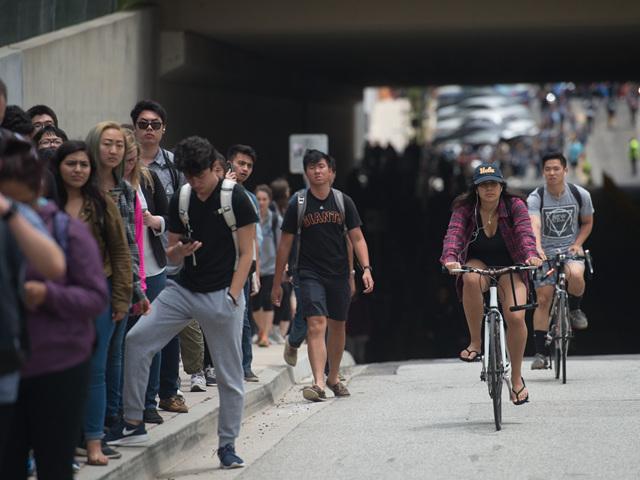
[154,0,640,184]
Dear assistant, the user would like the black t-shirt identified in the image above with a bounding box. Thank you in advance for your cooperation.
[282,189,362,277]
[169,181,258,292]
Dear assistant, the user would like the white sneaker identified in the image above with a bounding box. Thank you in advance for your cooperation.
[269,329,286,345]
[190,372,206,392]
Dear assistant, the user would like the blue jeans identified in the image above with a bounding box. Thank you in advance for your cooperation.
[287,283,307,348]
[106,312,128,419]
[84,281,115,440]
[241,281,253,375]
[144,272,166,409]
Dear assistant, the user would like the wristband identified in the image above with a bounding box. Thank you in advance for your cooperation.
[362,265,373,273]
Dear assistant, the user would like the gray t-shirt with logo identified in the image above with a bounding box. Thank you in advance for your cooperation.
[527,183,594,256]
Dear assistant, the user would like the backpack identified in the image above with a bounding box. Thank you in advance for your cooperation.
[535,183,583,226]
[178,178,240,269]
[290,188,348,273]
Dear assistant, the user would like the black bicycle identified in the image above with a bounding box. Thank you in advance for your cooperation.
[542,250,594,384]
[447,264,538,430]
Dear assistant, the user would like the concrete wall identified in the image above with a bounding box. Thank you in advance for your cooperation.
[0,10,154,139]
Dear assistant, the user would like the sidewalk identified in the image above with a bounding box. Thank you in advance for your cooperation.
[76,342,354,480]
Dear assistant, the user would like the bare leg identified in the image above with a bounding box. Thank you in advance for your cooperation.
[499,275,528,402]
[326,319,346,386]
[460,259,489,359]
[306,315,328,389]
[86,439,108,466]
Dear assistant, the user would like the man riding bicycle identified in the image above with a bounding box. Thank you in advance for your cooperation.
[527,152,595,370]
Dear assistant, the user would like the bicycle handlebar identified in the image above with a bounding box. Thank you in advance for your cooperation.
[449,264,538,276]
[443,264,539,312]
[541,249,595,280]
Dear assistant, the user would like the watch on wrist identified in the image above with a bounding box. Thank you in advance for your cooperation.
[362,265,373,273]
[1,200,17,221]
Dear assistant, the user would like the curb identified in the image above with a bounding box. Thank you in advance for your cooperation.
[77,350,354,480]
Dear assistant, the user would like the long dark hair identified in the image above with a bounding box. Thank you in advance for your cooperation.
[53,140,107,225]
[451,181,524,211]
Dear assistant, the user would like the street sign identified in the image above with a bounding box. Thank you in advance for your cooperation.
[289,134,328,174]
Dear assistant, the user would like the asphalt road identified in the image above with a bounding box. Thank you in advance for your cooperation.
[160,355,640,480]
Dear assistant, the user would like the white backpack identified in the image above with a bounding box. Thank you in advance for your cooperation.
[178,178,240,269]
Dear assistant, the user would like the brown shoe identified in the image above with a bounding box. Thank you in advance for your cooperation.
[283,338,298,366]
[302,385,326,402]
[159,395,188,413]
[327,381,350,397]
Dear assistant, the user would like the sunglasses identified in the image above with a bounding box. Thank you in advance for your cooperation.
[136,120,163,131]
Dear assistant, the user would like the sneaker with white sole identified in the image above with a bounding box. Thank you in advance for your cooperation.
[217,443,244,469]
[190,372,207,392]
[205,366,217,386]
[570,309,588,330]
[104,420,149,446]
[531,353,550,370]
[269,329,286,345]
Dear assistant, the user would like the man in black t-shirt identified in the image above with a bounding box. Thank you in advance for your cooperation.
[107,137,257,469]
[272,150,374,402]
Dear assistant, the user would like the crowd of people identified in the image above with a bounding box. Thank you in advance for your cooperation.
[0,77,374,478]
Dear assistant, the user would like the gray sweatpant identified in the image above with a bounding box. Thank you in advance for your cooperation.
[123,280,245,446]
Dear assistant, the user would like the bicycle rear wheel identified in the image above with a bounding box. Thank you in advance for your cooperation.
[488,313,503,431]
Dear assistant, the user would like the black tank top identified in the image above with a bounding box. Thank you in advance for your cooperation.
[467,226,514,267]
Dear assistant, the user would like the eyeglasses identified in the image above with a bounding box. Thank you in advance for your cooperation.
[38,138,63,148]
[136,120,163,131]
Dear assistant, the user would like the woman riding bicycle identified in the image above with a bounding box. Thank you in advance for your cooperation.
[441,162,542,405]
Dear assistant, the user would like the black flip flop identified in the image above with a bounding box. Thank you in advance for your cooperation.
[459,348,481,362]
[511,378,529,405]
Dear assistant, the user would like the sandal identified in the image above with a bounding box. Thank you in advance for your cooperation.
[511,378,529,405]
[459,348,481,363]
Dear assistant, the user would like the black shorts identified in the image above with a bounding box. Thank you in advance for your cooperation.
[298,269,351,322]
[273,281,293,324]
[252,275,274,312]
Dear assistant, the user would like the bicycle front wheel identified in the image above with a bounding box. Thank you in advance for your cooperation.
[557,293,570,384]
[487,312,503,431]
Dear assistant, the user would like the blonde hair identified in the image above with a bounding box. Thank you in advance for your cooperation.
[121,127,153,190]
[85,121,127,180]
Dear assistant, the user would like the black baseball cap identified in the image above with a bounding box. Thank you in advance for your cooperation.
[472,162,505,185]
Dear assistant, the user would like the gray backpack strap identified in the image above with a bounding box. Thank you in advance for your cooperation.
[178,184,196,266]
[220,178,239,270]
[331,188,348,236]
[536,186,544,212]
[292,190,307,274]
[567,183,583,227]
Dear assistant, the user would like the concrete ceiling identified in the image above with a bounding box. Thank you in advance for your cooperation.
[157,0,640,85]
